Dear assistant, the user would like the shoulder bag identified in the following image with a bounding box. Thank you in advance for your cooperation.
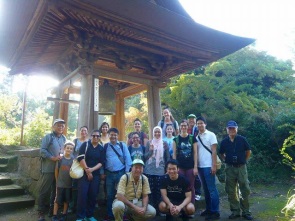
[198,135,222,169]
[70,141,89,179]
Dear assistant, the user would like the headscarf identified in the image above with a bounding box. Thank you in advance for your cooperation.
[148,126,164,168]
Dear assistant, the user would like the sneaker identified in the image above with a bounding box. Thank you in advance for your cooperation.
[159,212,166,217]
[85,217,97,221]
[51,215,59,221]
[200,210,211,216]
[195,194,201,201]
[229,213,241,219]
[187,214,194,218]
[38,212,45,221]
[205,212,220,220]
[243,214,253,220]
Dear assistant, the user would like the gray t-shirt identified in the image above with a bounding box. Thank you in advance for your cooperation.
[56,156,74,188]
[129,146,145,162]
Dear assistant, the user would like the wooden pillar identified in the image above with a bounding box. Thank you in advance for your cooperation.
[111,94,125,141]
[147,85,162,138]
[77,74,99,133]
[60,92,69,135]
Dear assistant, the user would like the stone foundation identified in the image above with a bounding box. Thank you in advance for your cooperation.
[15,149,41,199]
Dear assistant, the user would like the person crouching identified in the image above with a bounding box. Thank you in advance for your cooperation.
[112,159,156,221]
[159,159,195,221]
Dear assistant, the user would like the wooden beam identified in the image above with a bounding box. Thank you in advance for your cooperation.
[117,84,147,98]
[47,97,80,104]
[58,65,81,86]
[93,67,155,85]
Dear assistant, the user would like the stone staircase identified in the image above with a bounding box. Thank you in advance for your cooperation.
[0,156,35,212]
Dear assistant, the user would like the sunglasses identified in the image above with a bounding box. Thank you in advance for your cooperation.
[92,135,101,138]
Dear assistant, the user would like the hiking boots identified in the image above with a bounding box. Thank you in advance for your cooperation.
[243,214,253,220]
[228,213,241,219]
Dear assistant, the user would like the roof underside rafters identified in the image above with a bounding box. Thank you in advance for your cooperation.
[2,0,254,89]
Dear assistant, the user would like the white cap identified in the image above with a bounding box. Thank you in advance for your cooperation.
[53,118,65,126]
[132,159,144,166]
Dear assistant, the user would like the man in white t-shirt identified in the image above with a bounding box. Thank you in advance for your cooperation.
[196,116,220,220]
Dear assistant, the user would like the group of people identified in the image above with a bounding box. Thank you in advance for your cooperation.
[37,107,253,221]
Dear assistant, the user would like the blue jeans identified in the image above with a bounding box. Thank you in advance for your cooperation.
[76,174,100,219]
[198,167,219,213]
[106,169,125,218]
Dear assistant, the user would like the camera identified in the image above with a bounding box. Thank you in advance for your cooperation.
[232,155,238,163]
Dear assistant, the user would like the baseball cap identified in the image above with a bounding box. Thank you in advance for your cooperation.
[227,120,238,128]
[53,118,65,126]
[132,159,144,166]
[187,114,196,119]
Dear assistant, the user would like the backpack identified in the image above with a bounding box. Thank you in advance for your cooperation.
[124,173,145,197]
[160,120,177,131]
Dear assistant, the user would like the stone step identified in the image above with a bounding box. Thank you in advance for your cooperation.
[0,175,12,185]
[0,157,9,164]
[0,184,25,197]
[0,164,8,172]
[0,195,35,212]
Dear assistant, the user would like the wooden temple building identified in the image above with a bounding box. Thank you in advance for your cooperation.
[0,0,254,139]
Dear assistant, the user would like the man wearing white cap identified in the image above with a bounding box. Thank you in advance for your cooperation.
[37,119,67,221]
[112,159,156,221]
[219,120,253,220]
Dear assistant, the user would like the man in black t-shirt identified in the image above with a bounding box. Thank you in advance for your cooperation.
[159,159,195,221]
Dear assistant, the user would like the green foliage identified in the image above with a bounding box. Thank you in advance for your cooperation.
[24,109,52,147]
[280,125,295,170]
[125,93,149,137]
[161,47,295,182]
[0,127,21,145]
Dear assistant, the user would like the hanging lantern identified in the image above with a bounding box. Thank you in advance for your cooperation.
[98,79,116,115]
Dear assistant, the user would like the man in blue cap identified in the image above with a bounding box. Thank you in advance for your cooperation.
[219,120,253,220]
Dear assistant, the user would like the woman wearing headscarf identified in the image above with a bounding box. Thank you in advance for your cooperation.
[144,126,170,212]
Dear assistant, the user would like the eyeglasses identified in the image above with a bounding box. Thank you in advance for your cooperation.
[92,135,101,138]
[132,137,140,139]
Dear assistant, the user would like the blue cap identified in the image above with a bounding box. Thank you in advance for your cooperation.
[227,120,238,128]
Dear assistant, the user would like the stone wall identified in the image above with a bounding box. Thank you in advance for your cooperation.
[16,149,41,199]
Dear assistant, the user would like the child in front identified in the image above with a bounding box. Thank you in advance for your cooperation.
[52,141,75,221]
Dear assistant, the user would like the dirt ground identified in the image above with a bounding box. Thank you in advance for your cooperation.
[0,183,292,221]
